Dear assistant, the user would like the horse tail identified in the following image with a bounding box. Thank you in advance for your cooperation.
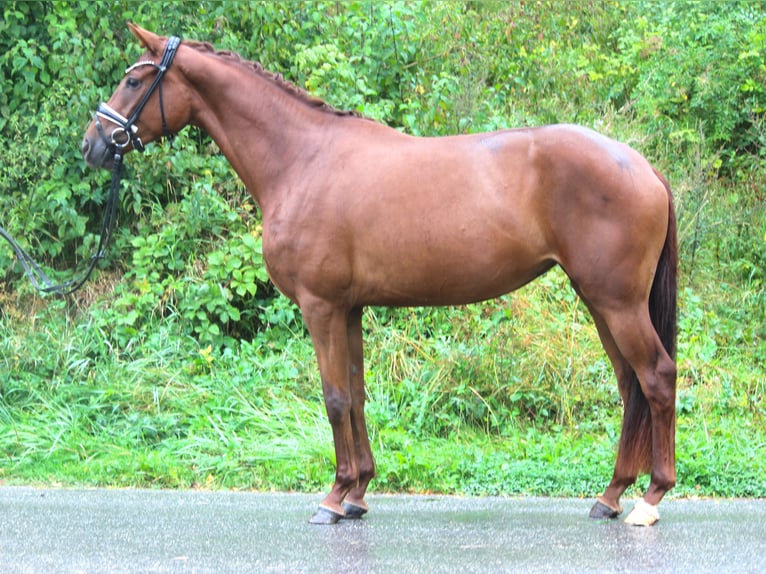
[619,169,678,476]
[648,168,678,361]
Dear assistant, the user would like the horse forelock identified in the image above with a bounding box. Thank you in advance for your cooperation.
[182,39,362,118]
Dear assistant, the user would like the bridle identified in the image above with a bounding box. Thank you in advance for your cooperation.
[0,36,181,296]
[94,35,181,154]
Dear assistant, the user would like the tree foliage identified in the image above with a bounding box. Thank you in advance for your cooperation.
[1,0,764,349]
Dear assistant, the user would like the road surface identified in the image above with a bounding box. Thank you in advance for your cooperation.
[0,487,764,573]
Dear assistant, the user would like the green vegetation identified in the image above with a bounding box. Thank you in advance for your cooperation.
[1,1,764,498]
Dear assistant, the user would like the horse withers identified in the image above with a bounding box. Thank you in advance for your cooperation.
[82,25,678,527]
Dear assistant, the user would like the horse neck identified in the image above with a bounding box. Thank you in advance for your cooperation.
[183,54,329,210]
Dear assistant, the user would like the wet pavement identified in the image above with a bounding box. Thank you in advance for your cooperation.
[0,487,764,573]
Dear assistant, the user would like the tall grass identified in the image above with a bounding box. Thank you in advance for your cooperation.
[363,268,613,438]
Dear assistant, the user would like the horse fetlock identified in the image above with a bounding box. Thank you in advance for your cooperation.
[652,473,677,493]
[334,466,360,493]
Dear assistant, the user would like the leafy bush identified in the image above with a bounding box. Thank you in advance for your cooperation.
[613,1,766,170]
[1,0,764,457]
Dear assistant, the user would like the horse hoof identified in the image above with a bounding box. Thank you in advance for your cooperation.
[589,498,623,519]
[309,505,345,525]
[624,500,660,526]
[342,501,369,519]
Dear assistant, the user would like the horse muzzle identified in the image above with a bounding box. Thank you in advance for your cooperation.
[83,102,148,170]
[82,133,113,170]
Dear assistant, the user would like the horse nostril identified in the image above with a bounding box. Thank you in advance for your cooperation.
[81,138,91,158]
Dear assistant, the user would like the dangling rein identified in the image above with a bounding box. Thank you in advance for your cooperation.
[0,155,124,296]
[0,36,180,297]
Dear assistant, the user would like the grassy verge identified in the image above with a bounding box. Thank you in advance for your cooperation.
[2,269,764,499]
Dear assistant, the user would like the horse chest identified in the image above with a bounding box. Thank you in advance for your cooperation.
[260,215,352,304]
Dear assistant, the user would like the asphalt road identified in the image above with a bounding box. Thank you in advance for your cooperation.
[0,487,763,573]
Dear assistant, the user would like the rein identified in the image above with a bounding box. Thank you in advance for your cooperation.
[0,36,180,297]
[0,156,123,296]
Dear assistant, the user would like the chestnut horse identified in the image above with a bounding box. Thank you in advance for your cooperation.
[82,25,678,526]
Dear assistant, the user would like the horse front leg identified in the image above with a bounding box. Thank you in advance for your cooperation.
[302,300,359,525]
[342,307,375,519]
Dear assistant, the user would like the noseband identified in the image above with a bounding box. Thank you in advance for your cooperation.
[94,35,181,153]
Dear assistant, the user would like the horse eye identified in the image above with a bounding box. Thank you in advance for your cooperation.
[126,77,141,89]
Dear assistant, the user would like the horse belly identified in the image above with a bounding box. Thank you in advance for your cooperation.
[352,225,553,306]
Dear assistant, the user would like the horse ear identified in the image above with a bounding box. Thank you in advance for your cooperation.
[127,23,163,55]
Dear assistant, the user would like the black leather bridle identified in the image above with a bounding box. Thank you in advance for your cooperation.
[0,36,181,296]
[94,35,181,154]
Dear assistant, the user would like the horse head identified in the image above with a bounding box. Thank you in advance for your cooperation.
[82,24,190,170]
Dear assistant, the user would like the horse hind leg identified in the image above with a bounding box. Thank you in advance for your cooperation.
[593,304,677,526]
[577,296,643,520]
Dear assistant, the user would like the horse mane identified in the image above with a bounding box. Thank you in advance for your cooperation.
[183,39,362,118]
